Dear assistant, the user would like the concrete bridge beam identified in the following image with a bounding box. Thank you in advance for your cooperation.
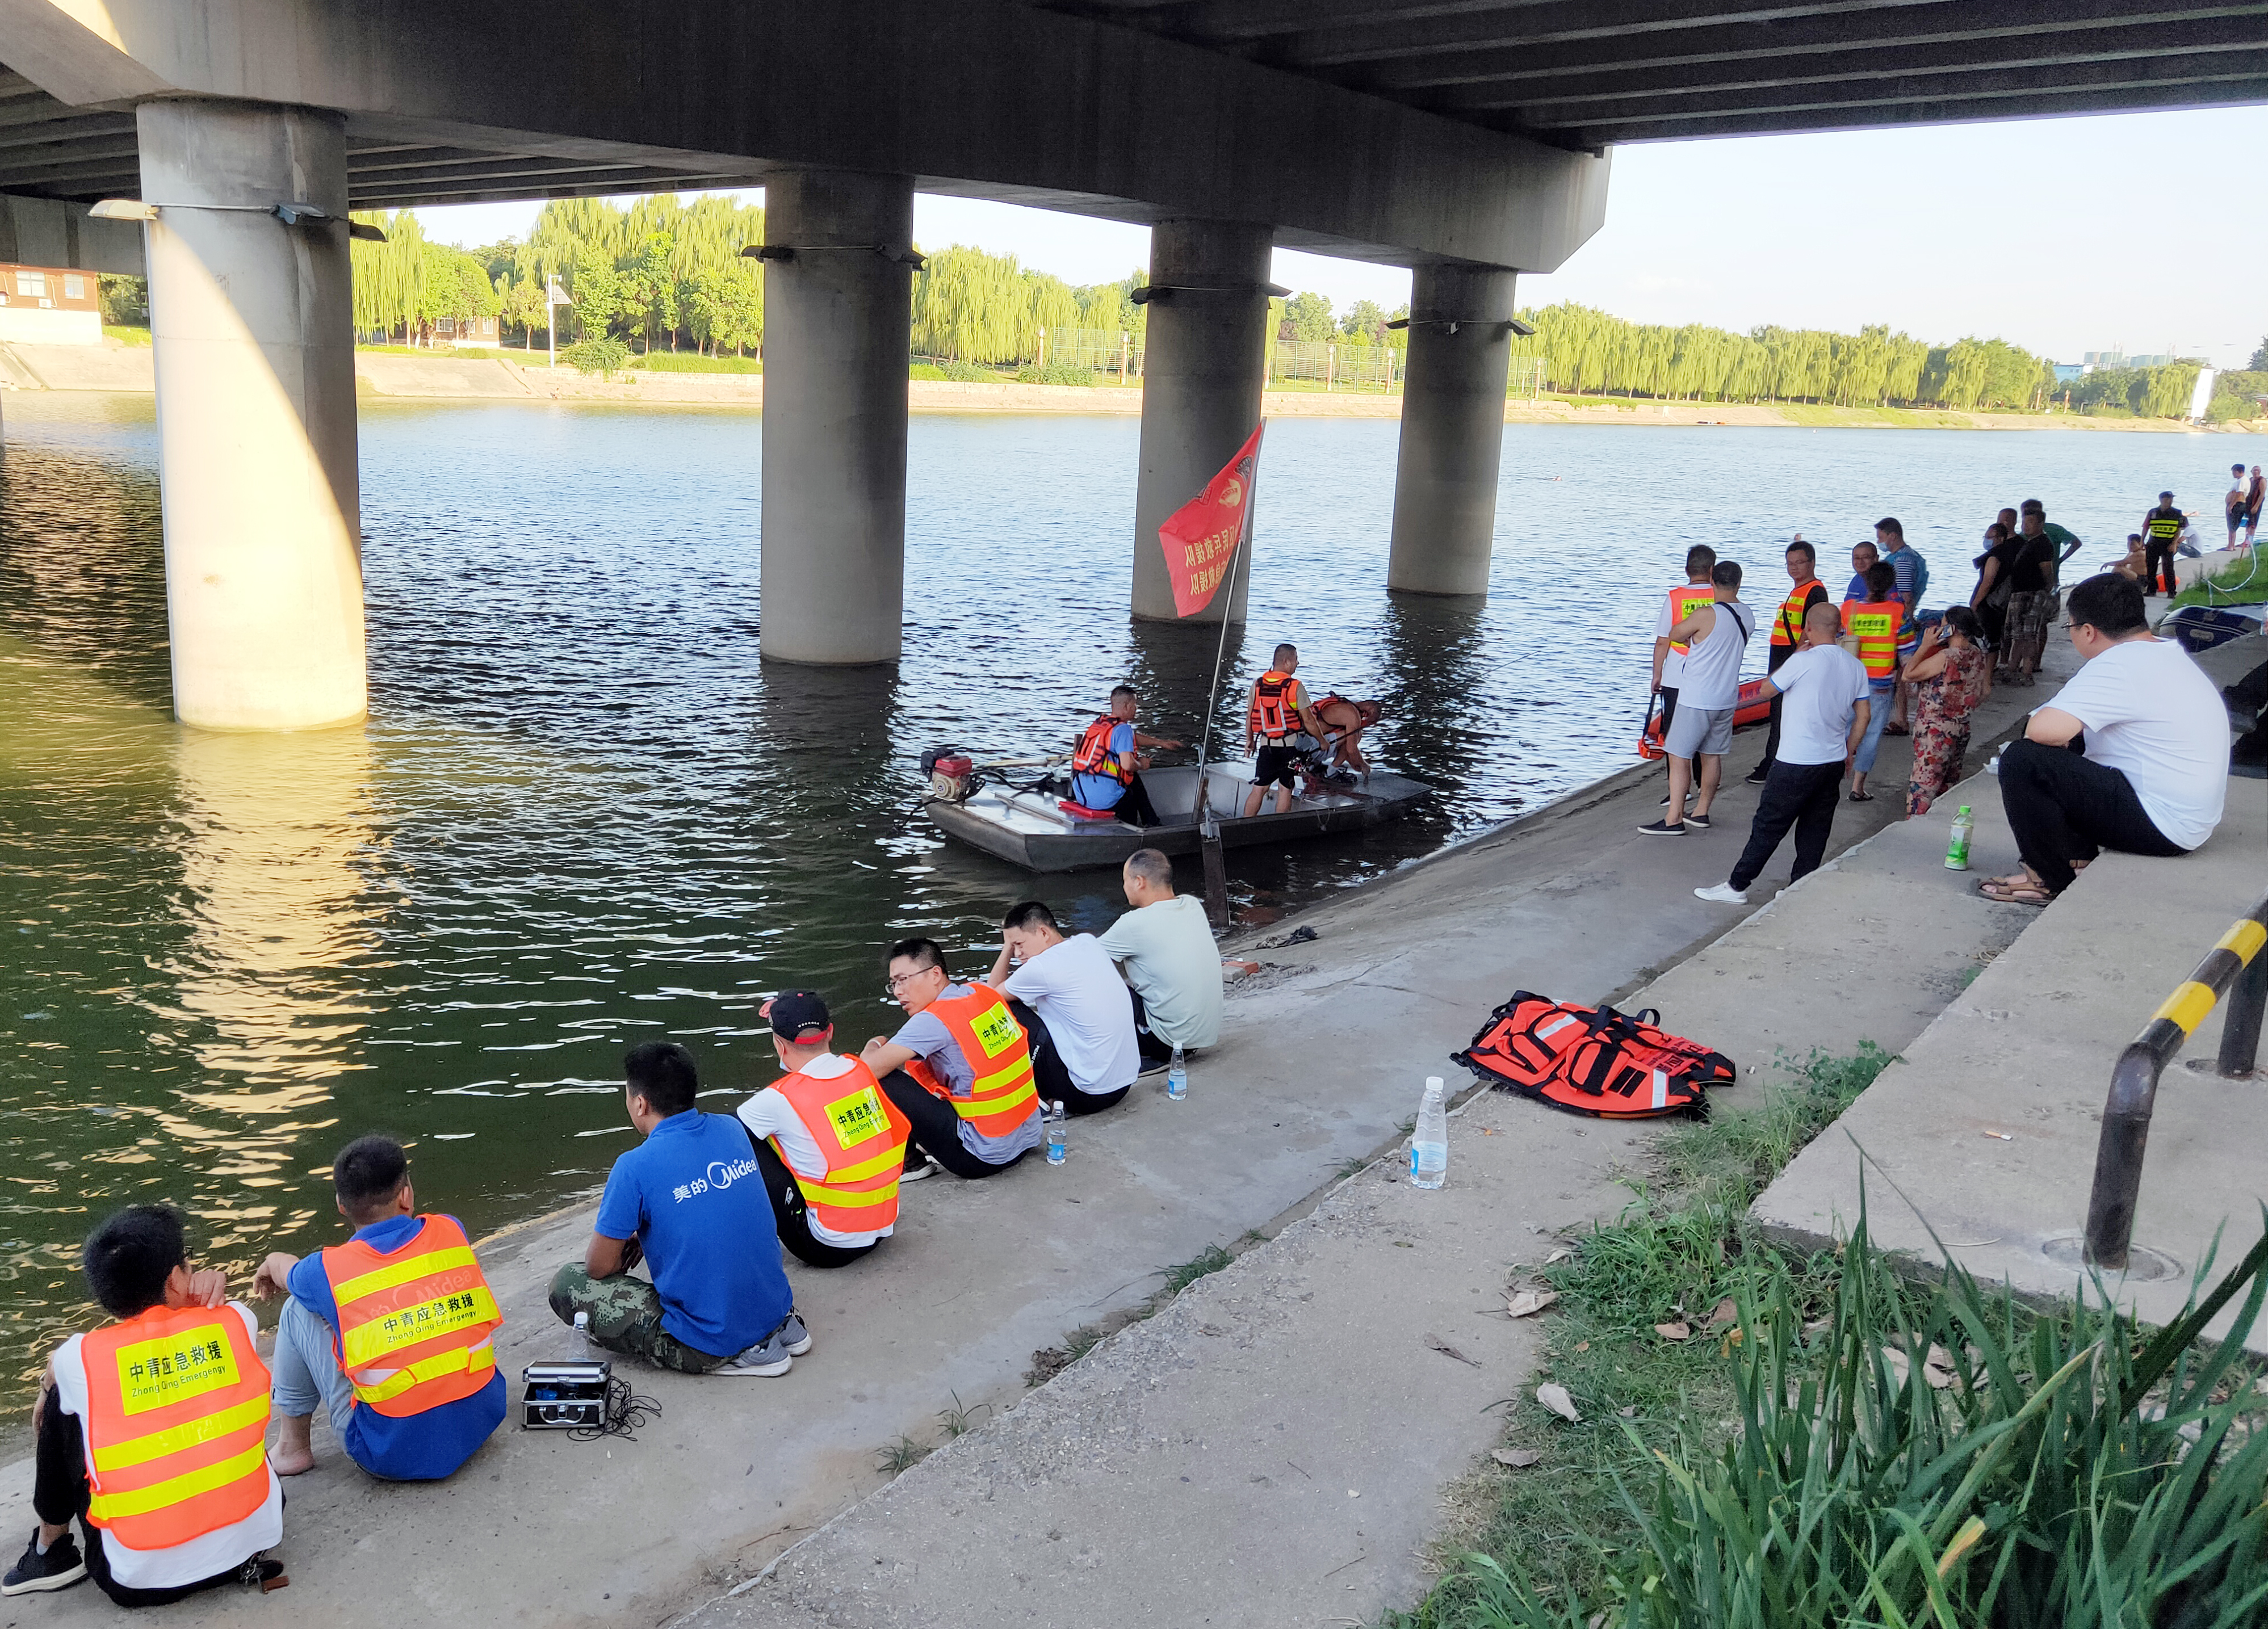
[1386,264,1519,598]
[757,168,916,666]
[140,96,367,730]
[1130,219,1275,624]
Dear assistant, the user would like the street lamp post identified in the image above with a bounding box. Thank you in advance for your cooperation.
[545,276,569,368]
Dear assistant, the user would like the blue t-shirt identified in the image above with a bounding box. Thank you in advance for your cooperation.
[1072,721,1136,810]
[287,1214,506,1481]
[1884,545,1925,642]
[595,1111,790,1357]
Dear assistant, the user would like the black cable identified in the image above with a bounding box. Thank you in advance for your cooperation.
[569,1374,660,1442]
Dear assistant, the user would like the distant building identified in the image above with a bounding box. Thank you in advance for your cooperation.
[434,314,499,347]
[2052,363,2084,383]
[2082,350,2175,371]
[0,262,102,345]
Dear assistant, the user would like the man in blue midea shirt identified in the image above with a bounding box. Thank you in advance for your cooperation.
[550,1042,808,1377]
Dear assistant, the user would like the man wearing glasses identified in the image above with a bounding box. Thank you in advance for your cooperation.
[858,939,1045,1179]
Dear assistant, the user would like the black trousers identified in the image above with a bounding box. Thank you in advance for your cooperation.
[1008,997,1129,1116]
[1129,986,1175,1068]
[1756,644,1796,771]
[2145,540,2179,595]
[1727,761,1844,891]
[1113,775,1160,828]
[877,1068,1029,1179]
[1998,738,2185,893]
[33,1387,252,1607]
[744,1132,878,1269]
[1658,685,1679,738]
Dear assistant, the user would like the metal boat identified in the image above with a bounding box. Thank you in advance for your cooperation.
[924,759,1434,872]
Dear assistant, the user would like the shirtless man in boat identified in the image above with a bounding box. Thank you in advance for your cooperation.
[1306,695,1383,779]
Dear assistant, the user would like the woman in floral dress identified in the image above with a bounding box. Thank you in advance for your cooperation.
[1904,607,1993,817]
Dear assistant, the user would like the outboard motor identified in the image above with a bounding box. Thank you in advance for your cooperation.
[920,745,974,801]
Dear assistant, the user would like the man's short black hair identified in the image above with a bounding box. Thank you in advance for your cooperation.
[2021,498,2044,515]
[1272,643,1298,667]
[623,1040,699,1117]
[83,1205,186,1319]
[2160,490,2174,501]
[1785,540,1816,565]
[1684,544,1717,573]
[1865,561,1898,600]
[1109,685,1136,703]
[1711,560,1742,590]
[2066,573,2147,639]
[887,937,946,975]
[1876,517,1904,539]
[1003,900,1058,935]
[333,1135,410,1224]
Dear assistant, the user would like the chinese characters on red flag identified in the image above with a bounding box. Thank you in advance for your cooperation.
[1157,422,1265,618]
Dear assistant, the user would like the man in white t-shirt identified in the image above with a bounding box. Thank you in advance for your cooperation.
[1696,603,1872,904]
[1642,559,1753,836]
[2231,463,2253,549]
[1983,573,2231,905]
[1097,849,1223,1064]
[9,1206,283,1605]
[986,900,1141,1112]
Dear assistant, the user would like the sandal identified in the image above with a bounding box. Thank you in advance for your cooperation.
[1847,790,1873,803]
[1978,877,2056,907]
[1884,724,1911,737]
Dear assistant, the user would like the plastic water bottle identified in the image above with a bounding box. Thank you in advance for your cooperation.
[572,1310,593,1363]
[1410,1077,1448,1189]
[1167,1044,1188,1101]
[1045,1101,1067,1165]
[1944,804,1973,871]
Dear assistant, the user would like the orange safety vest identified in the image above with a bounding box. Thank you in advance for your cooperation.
[320,1216,501,1418]
[1071,716,1132,787]
[1772,580,1824,648]
[904,988,1042,1136]
[767,1058,913,1237]
[1250,671,1303,741]
[1842,600,1901,679]
[77,1304,273,1551]
[1665,584,1716,656]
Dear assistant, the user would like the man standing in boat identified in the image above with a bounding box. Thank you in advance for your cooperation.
[1070,686,1181,827]
[1243,644,1326,817]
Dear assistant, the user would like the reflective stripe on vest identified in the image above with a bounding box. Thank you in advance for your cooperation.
[1666,585,1715,656]
[1843,601,1900,679]
[1772,581,1822,648]
[322,1216,503,1419]
[1071,716,1130,786]
[1251,672,1301,741]
[769,1057,914,1237]
[904,990,1041,1136]
[2146,510,2184,543]
[78,1305,272,1549]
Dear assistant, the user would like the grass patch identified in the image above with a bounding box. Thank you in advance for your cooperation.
[631,351,761,373]
[354,343,504,360]
[1160,1243,1235,1295]
[875,1434,930,1475]
[102,324,150,346]
[2167,554,2268,612]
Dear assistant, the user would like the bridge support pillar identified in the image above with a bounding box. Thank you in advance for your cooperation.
[141,97,367,730]
[1131,220,1275,623]
[759,169,916,665]
[1387,264,1519,598]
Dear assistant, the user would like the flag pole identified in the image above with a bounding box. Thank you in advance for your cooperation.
[1190,422,1264,924]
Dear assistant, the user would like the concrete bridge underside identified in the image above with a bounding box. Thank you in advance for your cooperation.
[0,0,2259,723]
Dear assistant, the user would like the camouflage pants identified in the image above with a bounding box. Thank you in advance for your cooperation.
[547,1265,730,1374]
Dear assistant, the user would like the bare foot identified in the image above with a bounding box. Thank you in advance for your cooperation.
[269,1445,316,1476]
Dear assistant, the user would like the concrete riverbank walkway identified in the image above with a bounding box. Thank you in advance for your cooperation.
[0,624,2131,1628]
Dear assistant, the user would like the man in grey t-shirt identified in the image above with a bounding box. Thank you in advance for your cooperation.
[1642,559,1751,836]
[859,938,1043,1179]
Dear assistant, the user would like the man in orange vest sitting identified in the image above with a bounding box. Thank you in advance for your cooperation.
[248,1136,504,1481]
[1070,685,1181,826]
[737,990,913,1268]
[7,1205,282,1604]
[1243,644,1326,817]
[860,938,1045,1178]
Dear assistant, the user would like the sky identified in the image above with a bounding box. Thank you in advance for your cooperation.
[422,105,2268,370]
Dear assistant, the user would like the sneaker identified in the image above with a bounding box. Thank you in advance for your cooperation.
[3,1530,87,1596]
[775,1312,813,1357]
[1743,768,1770,785]
[1694,883,1748,904]
[716,1329,795,1378]
[1137,1056,1173,1079]
[1684,812,1712,829]
[898,1156,940,1182]
[1636,818,1686,836]
[1658,791,1695,806]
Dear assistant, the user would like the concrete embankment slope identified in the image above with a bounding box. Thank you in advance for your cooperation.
[1756,634,2268,1351]
[0,634,2077,1628]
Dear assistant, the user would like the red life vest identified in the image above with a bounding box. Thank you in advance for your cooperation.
[766,1058,913,1237]
[1250,671,1302,741]
[1071,716,1131,787]
[1453,992,1737,1120]
[77,1304,273,1551]
[320,1216,501,1418]
[1772,579,1825,648]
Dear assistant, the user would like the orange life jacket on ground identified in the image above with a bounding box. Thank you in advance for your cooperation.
[1665,583,1716,656]
[767,1058,913,1237]
[1772,580,1825,648]
[1251,671,1303,741]
[1842,600,1901,679]
[1071,716,1131,786]
[77,1304,273,1551]
[1453,992,1737,1120]
[904,988,1042,1136]
[320,1215,501,1419]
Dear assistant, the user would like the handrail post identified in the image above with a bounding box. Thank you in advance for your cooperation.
[2083,1046,2163,1269]
[2220,941,2267,1078]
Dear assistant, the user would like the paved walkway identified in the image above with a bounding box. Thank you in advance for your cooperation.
[0,631,2081,1627]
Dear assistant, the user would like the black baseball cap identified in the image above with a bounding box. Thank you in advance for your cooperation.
[762,989,832,1043]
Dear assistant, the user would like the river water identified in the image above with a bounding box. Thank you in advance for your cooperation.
[1,391,2257,1386]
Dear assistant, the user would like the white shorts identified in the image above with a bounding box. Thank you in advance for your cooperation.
[1665,704,1734,759]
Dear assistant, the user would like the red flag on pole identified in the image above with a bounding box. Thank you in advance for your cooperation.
[1157,422,1265,618]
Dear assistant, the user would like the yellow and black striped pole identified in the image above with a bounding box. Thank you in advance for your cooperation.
[2085,897,2268,1269]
